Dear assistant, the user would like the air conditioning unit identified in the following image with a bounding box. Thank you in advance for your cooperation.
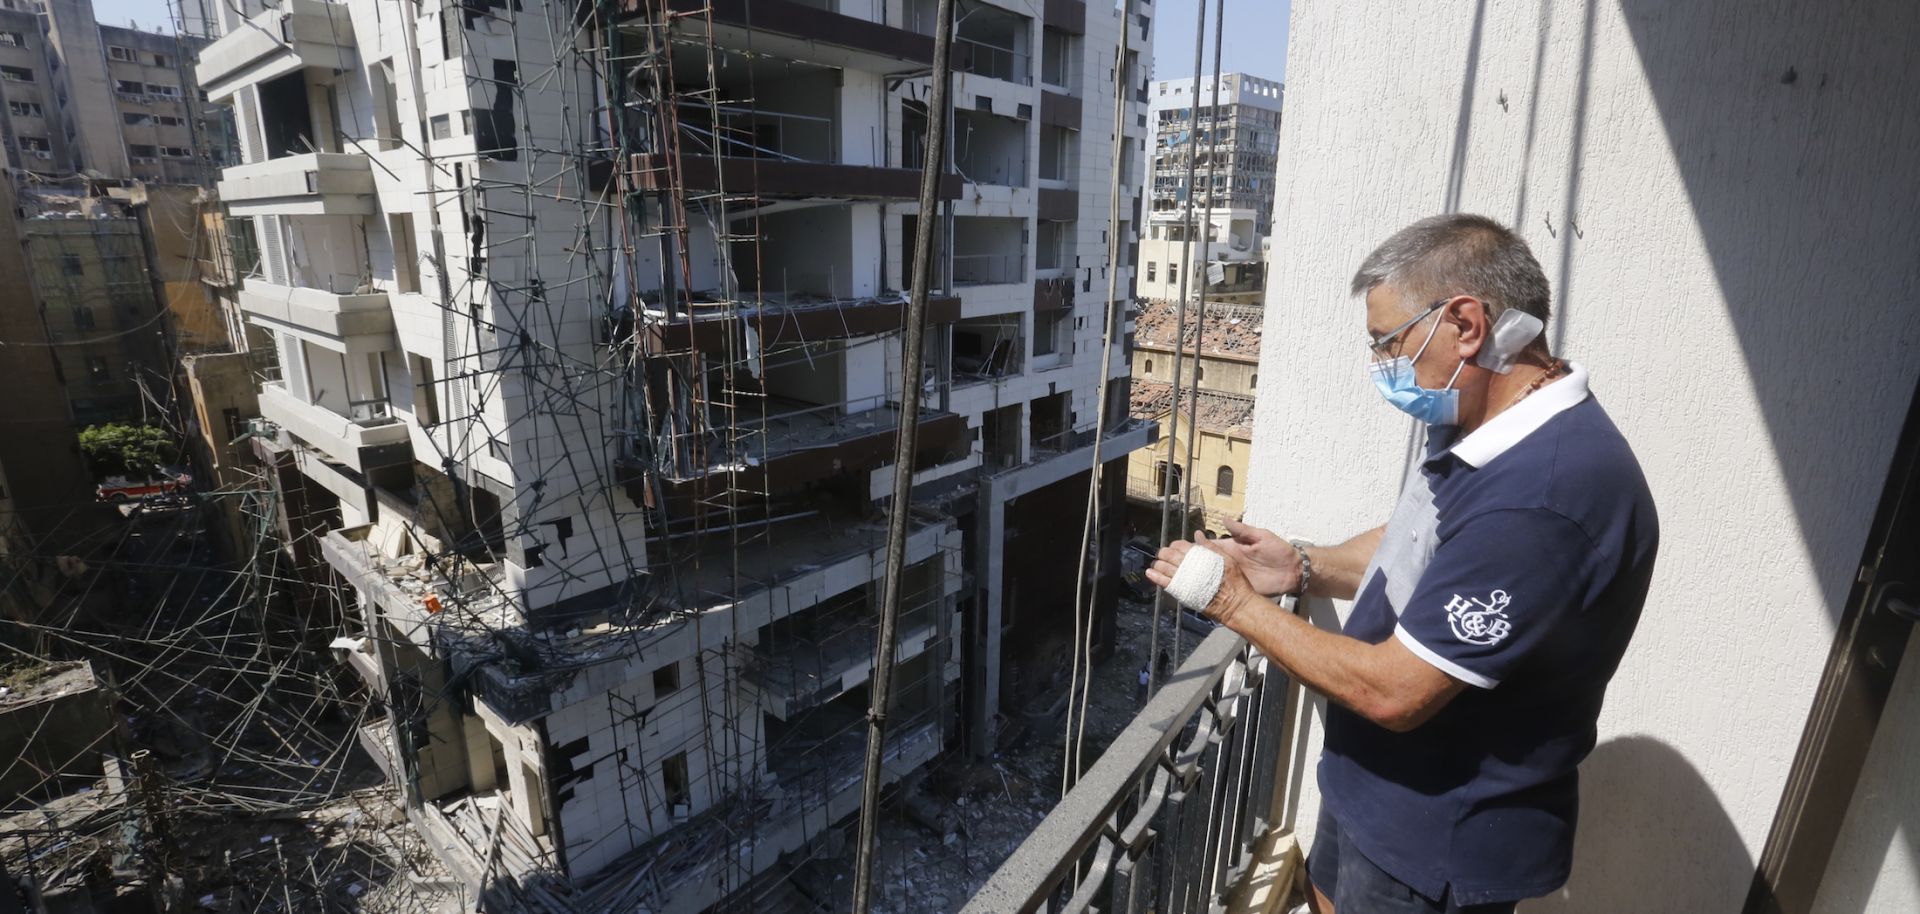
[31,150,50,160]
[130,156,155,164]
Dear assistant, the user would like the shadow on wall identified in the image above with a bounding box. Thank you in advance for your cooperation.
[1610,0,1920,622]
[1525,736,1749,914]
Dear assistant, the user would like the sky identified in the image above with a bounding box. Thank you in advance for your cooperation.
[90,0,174,33]
[1149,0,1291,85]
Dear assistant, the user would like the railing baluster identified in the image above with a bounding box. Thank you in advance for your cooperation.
[959,630,1292,914]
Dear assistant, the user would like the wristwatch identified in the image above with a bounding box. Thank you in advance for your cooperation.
[1287,539,1314,598]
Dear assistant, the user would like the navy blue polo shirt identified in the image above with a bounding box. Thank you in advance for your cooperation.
[1318,364,1658,905]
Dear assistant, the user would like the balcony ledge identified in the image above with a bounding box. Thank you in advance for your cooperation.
[258,382,411,473]
[217,152,376,217]
[196,0,356,103]
[620,0,936,74]
[628,153,962,201]
[239,279,394,342]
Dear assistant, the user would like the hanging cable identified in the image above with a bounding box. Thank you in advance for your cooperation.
[1179,0,1229,561]
[849,1,954,911]
[1062,0,1138,796]
[1146,0,1214,732]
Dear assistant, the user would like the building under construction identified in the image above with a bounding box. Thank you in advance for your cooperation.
[188,0,1152,908]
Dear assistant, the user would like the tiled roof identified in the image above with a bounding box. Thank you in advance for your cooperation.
[1135,299,1263,359]
[1130,379,1256,436]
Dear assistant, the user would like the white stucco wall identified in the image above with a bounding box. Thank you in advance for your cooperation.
[1243,1,1920,911]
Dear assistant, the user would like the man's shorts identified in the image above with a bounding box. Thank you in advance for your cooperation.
[1307,805,1517,914]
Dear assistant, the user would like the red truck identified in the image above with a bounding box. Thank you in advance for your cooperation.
[95,471,190,503]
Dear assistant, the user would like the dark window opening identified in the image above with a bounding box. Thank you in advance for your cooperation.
[661,751,690,811]
[473,59,518,160]
[258,71,315,158]
[653,661,681,697]
[1155,460,1183,499]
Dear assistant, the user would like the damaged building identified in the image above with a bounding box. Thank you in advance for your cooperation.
[191,0,1151,908]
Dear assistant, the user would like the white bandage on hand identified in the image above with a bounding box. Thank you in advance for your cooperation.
[1163,544,1225,612]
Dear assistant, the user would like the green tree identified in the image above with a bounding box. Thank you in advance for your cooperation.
[77,423,176,479]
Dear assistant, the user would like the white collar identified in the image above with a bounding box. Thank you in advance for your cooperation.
[1447,362,1591,467]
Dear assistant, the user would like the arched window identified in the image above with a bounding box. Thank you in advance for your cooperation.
[1196,365,1206,381]
[1250,373,1257,390]
[1216,465,1235,496]
[1144,358,1154,375]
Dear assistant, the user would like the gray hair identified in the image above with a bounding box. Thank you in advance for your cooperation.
[1350,214,1552,326]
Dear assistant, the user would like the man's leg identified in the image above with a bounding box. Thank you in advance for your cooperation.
[1304,806,1342,914]
[1327,822,1447,914]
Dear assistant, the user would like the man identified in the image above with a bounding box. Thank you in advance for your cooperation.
[1146,214,1658,914]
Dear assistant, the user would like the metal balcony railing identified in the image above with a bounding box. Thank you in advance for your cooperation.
[961,627,1291,914]
[347,397,399,427]
[682,103,837,163]
[952,252,1025,286]
[954,37,1031,85]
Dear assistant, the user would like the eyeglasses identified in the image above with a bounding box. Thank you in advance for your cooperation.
[1366,299,1448,359]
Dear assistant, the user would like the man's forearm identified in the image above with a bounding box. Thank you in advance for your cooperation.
[1218,591,1411,728]
[1215,587,1461,732]
[1301,526,1384,600]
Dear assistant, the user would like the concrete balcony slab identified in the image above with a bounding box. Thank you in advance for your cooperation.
[218,153,376,217]
[239,279,394,343]
[621,0,935,74]
[258,382,412,473]
[196,0,357,103]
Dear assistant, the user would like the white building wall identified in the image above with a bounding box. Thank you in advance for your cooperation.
[1244,1,1920,911]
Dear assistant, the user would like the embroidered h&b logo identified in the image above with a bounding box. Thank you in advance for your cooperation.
[1446,590,1513,645]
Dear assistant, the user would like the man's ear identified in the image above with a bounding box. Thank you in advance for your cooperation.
[1449,296,1489,360]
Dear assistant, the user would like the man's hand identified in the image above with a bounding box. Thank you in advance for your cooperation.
[1210,518,1304,598]
[1145,535,1265,626]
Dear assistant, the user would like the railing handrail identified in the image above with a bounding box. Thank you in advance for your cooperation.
[952,35,1032,85]
[950,251,1026,286]
[960,627,1252,913]
[677,100,838,163]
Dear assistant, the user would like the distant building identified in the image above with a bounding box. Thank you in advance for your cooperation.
[1138,72,1281,303]
[0,0,229,182]
[1126,298,1262,534]
[0,179,97,557]
[21,206,169,426]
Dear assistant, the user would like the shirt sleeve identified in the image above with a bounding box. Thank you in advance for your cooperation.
[1393,507,1600,689]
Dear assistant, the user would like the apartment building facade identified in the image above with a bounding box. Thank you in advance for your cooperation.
[0,0,226,181]
[1138,71,1280,303]
[102,24,230,183]
[21,205,171,426]
[197,0,1151,908]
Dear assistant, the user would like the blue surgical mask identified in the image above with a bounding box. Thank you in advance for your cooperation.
[1368,310,1466,426]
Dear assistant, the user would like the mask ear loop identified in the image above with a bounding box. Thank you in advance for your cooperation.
[1408,303,1447,364]
[1414,300,1470,393]
[1442,352,1468,391]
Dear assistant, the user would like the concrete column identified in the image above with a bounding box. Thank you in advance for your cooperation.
[839,70,885,167]
[506,759,548,837]
[462,716,497,793]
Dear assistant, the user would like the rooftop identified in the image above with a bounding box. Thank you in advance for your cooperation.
[1134,299,1264,359]
[1130,378,1256,437]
